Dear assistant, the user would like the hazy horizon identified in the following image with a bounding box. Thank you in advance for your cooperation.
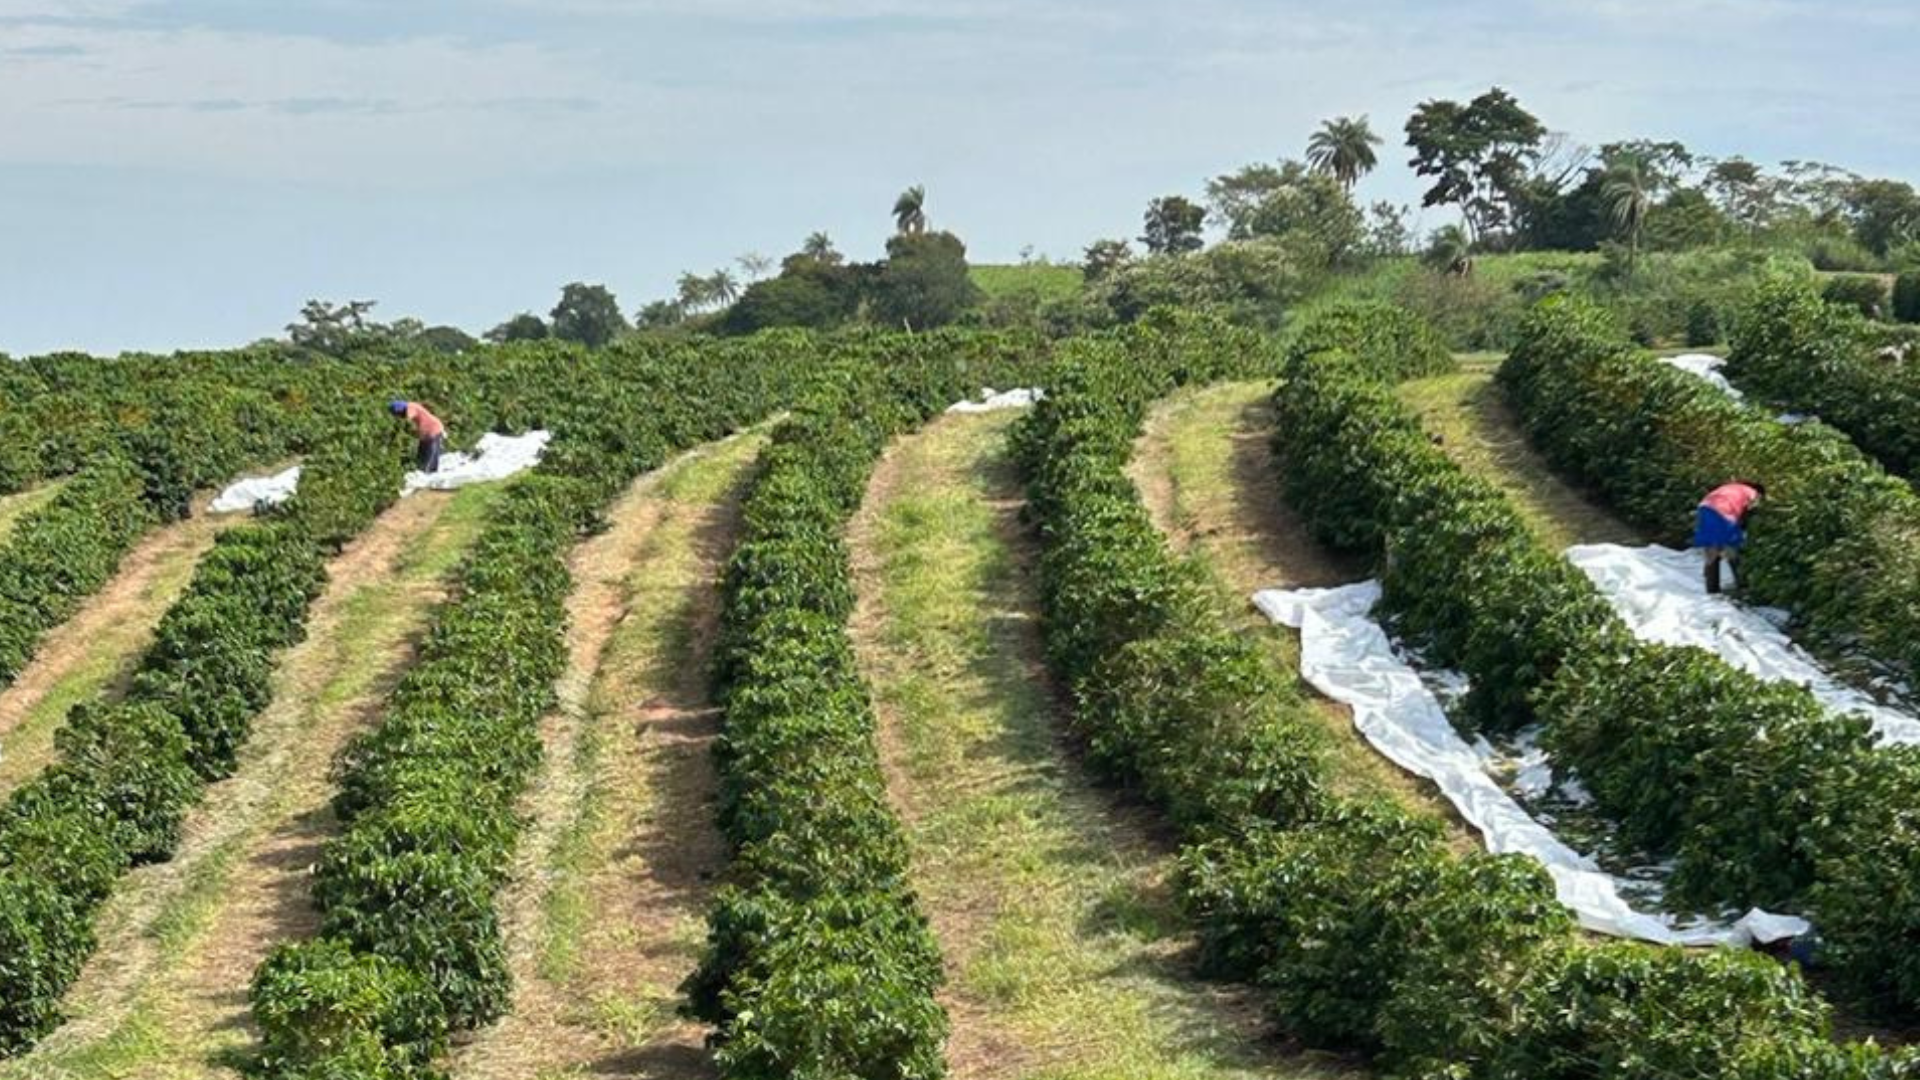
[2,0,1915,355]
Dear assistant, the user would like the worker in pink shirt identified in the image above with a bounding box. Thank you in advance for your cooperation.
[1694,479,1766,594]
[389,400,446,474]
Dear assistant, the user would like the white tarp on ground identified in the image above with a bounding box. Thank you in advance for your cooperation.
[1568,543,1920,745]
[946,387,1045,414]
[209,466,302,513]
[1661,353,1745,399]
[210,430,553,514]
[1253,581,1807,947]
[401,430,552,496]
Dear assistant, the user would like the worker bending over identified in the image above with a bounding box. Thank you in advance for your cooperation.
[1695,480,1765,594]
[389,400,446,474]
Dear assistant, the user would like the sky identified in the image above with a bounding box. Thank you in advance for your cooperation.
[0,0,1916,355]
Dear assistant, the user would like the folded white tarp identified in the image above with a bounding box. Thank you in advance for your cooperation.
[946,387,1045,414]
[1253,581,1807,947]
[209,466,302,513]
[1660,353,1745,400]
[1567,543,1920,745]
[210,430,553,514]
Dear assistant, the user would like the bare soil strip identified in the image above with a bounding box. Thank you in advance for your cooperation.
[850,410,1355,1080]
[0,486,502,1080]
[0,493,240,796]
[1131,382,1468,830]
[447,430,767,1080]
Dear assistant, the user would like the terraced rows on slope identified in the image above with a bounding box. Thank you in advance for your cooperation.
[449,429,766,1080]
[0,485,501,1079]
[849,409,1356,1080]
[0,491,242,797]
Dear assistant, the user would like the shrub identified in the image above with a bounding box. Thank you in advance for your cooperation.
[1822,274,1891,319]
[1894,271,1920,323]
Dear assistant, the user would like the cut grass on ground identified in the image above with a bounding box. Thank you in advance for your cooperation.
[449,429,768,1080]
[0,496,237,797]
[1131,382,1470,839]
[851,409,1356,1080]
[0,479,66,545]
[0,485,502,1080]
[1397,363,1643,552]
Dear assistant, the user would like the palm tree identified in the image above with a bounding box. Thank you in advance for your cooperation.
[801,231,839,262]
[736,252,773,281]
[707,269,740,307]
[893,185,928,235]
[676,271,715,312]
[1603,152,1655,274]
[1306,116,1383,191]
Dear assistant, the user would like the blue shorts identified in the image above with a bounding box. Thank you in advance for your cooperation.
[1694,506,1745,549]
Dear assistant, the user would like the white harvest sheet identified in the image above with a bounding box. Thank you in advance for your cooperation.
[210,430,553,514]
[1660,353,1745,399]
[946,387,1045,413]
[1253,582,1807,947]
[1567,543,1920,745]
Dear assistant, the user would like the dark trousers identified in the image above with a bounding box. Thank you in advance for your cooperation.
[417,434,444,474]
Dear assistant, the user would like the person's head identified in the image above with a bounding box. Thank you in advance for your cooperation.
[389,400,407,418]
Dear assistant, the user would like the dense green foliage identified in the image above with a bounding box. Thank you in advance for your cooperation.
[1012,309,1894,1074]
[687,330,1040,1080]
[0,419,402,1051]
[1504,294,1920,705]
[1727,275,1920,479]
[247,337,798,1077]
[1497,297,1920,1007]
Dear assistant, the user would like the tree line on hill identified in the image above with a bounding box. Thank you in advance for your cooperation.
[276,85,1920,358]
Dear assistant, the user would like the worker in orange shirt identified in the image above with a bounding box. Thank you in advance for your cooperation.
[389,400,446,474]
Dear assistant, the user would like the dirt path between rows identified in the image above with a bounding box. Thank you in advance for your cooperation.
[1,487,498,1080]
[850,410,1352,1080]
[0,480,65,545]
[1131,382,1473,841]
[448,431,766,1080]
[0,492,237,796]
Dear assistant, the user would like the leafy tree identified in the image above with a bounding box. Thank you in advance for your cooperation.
[893,185,929,235]
[416,326,477,354]
[549,282,628,347]
[1307,115,1383,190]
[1141,195,1207,255]
[286,299,391,356]
[1644,188,1730,251]
[1361,202,1415,258]
[484,313,549,343]
[708,269,741,307]
[1422,225,1474,277]
[1234,162,1363,269]
[1705,157,1771,232]
[1602,151,1657,273]
[1206,164,1288,236]
[736,252,774,281]
[723,261,861,334]
[1843,178,1920,257]
[869,231,981,330]
[1405,87,1546,244]
[634,301,686,329]
[1082,238,1134,283]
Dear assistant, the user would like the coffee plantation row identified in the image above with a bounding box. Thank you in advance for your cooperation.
[1019,307,1914,1076]
[1726,276,1920,481]
[687,333,1037,1079]
[250,338,801,1076]
[1,295,1916,1078]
